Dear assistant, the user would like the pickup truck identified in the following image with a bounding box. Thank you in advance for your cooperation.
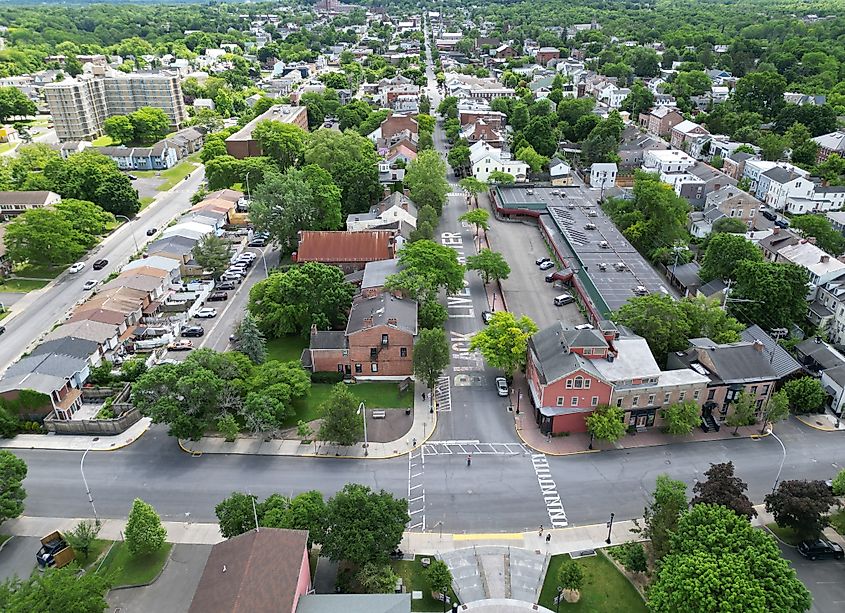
[36,531,75,569]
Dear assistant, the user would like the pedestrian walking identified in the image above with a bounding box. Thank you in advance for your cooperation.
[412,437,417,447]
[539,525,544,537]
[545,533,551,544]
[422,392,426,400]
[466,454,472,467]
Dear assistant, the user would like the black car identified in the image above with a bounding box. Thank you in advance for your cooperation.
[180,325,205,338]
[762,209,777,221]
[127,174,138,180]
[216,280,237,291]
[146,228,157,236]
[797,539,844,560]
[481,311,494,324]
[207,291,228,302]
[0,325,5,336]
[92,259,108,270]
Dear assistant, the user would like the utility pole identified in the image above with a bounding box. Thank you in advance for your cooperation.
[721,279,759,310]
[768,328,788,364]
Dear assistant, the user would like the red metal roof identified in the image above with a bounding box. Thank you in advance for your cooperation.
[295,231,394,263]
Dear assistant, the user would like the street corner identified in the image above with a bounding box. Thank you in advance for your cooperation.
[794,413,845,432]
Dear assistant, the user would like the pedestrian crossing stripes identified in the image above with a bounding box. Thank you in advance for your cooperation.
[434,375,451,413]
[407,447,426,531]
[447,191,465,197]
[531,453,568,528]
[423,441,530,456]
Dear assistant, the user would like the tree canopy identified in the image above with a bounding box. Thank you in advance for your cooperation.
[469,311,538,379]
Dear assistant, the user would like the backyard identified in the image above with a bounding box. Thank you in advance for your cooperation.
[538,552,646,613]
[392,558,459,613]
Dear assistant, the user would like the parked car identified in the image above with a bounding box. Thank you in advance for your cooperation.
[207,291,229,302]
[216,281,237,291]
[797,539,844,560]
[146,227,157,236]
[248,238,266,247]
[495,377,509,397]
[775,218,790,229]
[574,323,594,330]
[68,262,85,273]
[535,256,550,266]
[92,259,108,270]
[180,325,205,338]
[127,174,138,180]
[761,209,777,221]
[219,273,243,283]
[195,307,218,318]
[545,272,558,283]
[167,340,193,351]
[554,293,574,306]
[82,280,98,290]
[539,261,555,270]
[0,325,5,336]
[481,311,494,324]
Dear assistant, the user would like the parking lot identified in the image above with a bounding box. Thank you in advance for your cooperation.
[778,542,845,612]
[485,210,586,330]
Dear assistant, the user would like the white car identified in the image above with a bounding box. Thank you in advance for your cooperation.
[69,262,85,274]
[82,280,97,290]
[195,307,218,319]
[495,377,509,397]
[539,261,555,271]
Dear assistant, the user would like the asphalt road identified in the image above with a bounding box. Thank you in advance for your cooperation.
[778,542,845,613]
[0,168,206,373]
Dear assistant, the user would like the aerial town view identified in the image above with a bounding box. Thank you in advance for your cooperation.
[0,0,844,610]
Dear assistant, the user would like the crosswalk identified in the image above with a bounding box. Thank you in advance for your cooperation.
[407,447,426,531]
[434,375,452,413]
[423,440,531,456]
[447,191,466,197]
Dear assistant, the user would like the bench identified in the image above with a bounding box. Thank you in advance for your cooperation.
[372,410,387,419]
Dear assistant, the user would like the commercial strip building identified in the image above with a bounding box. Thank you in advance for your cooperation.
[44,71,188,141]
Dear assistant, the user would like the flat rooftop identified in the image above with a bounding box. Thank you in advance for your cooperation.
[496,185,673,314]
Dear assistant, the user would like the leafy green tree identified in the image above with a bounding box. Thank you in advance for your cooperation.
[831,469,845,496]
[200,133,229,163]
[661,401,700,435]
[3,208,88,266]
[459,177,488,205]
[129,107,170,145]
[783,376,826,415]
[263,490,325,546]
[815,153,845,185]
[216,413,239,442]
[103,115,135,144]
[760,389,791,434]
[671,71,712,98]
[469,312,538,379]
[726,392,757,435]
[124,498,167,557]
[0,451,26,526]
[585,405,626,444]
[426,559,453,608]
[0,87,36,122]
[392,239,465,296]
[711,217,747,234]
[357,562,399,594]
[758,132,788,161]
[240,392,285,434]
[648,504,811,613]
[459,209,490,238]
[65,520,101,562]
[466,249,510,285]
[405,149,450,215]
[633,474,687,561]
[774,103,837,137]
[318,383,363,447]
[620,81,655,118]
[613,542,647,574]
[0,567,110,613]
[791,214,845,256]
[447,144,470,171]
[732,71,787,119]
[413,328,450,406]
[557,558,584,592]
[252,120,306,170]
[92,172,141,218]
[691,461,756,519]
[215,492,260,538]
[192,234,230,278]
[234,313,266,365]
[487,170,515,184]
[765,480,836,540]
[320,483,409,565]
[248,262,354,338]
[730,260,809,330]
[55,199,114,244]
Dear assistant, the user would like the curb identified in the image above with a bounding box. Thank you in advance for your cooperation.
[762,523,799,549]
[0,420,151,453]
[0,534,14,555]
[106,543,174,592]
[794,415,843,432]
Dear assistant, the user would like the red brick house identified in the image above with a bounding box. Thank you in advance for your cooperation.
[304,292,417,378]
[535,47,561,66]
[293,230,397,273]
[526,323,615,434]
[638,107,684,137]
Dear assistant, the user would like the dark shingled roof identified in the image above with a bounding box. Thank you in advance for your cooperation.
[739,325,802,379]
[528,322,603,385]
[188,529,309,613]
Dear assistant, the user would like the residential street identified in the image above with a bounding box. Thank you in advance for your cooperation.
[0,168,206,373]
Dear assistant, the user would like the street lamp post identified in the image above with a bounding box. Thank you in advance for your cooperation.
[769,430,787,494]
[605,512,615,545]
[80,437,100,522]
[516,390,522,415]
[556,586,563,612]
[114,215,139,254]
[357,401,368,456]
[244,171,252,201]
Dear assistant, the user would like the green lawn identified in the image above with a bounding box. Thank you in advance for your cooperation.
[283,382,414,428]
[266,336,310,362]
[140,196,155,209]
[0,141,17,154]
[91,135,114,146]
[538,553,646,613]
[12,263,67,279]
[392,558,458,612]
[0,278,50,292]
[830,508,845,536]
[766,523,803,545]
[0,534,11,547]
[96,541,172,587]
[133,154,200,192]
[72,538,112,571]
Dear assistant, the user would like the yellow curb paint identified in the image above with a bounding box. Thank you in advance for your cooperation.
[453,533,522,541]
[795,416,841,432]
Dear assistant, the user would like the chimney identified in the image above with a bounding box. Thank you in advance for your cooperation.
[387,317,397,325]
[752,340,764,352]
[310,324,318,336]
[821,255,830,264]
[772,227,780,235]
[363,316,373,327]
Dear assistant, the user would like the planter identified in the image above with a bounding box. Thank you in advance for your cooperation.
[563,588,581,603]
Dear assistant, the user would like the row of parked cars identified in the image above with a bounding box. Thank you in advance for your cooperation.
[535,256,575,307]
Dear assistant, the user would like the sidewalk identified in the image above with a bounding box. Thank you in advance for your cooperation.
[0,417,151,452]
[179,378,436,459]
[794,411,845,432]
[509,370,771,456]
[3,515,222,545]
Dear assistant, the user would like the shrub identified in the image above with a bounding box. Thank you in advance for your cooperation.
[832,469,845,496]
[311,371,344,384]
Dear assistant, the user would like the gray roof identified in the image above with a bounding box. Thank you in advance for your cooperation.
[373,191,418,218]
[361,258,401,289]
[795,338,845,370]
[310,331,346,350]
[296,594,410,613]
[528,322,602,385]
[739,325,802,379]
[698,278,726,297]
[0,190,57,205]
[0,372,67,396]
[678,341,779,383]
[670,261,701,289]
[689,163,735,185]
[147,235,197,255]
[823,364,845,387]
[346,292,417,335]
[728,151,755,163]
[43,319,120,345]
[29,337,99,361]
[4,352,88,380]
[761,166,801,184]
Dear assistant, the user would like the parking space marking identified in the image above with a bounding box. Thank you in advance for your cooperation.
[407,447,426,531]
[434,375,452,412]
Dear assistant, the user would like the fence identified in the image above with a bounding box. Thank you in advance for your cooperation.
[45,383,138,435]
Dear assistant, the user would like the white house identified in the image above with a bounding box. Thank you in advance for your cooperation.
[590,163,617,190]
[469,141,529,183]
[346,192,418,232]
[759,166,814,210]
[642,149,696,174]
[777,239,845,297]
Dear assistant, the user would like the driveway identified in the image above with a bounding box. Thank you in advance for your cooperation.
[0,536,38,582]
[482,201,586,330]
[107,543,212,613]
[777,541,845,612]
[131,176,164,202]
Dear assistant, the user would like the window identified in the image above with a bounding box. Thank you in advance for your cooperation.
[762,384,770,394]
[616,398,623,407]
[730,209,736,217]
[566,379,573,389]
[591,396,599,406]
[756,399,764,409]
[355,363,362,374]
[337,364,344,372]
[750,208,755,217]
[557,396,565,406]
[571,397,579,407]
[707,389,716,400]
[648,394,655,406]
[632,396,639,407]
[664,392,671,404]
[750,385,758,395]
[694,390,700,400]
[574,376,583,389]
[400,347,407,358]
[370,348,378,360]
[371,363,378,372]
[584,379,591,389]
[583,348,592,356]
[381,334,389,345]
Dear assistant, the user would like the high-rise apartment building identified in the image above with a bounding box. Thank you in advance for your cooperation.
[45,72,188,142]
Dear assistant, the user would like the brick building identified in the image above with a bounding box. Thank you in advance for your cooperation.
[293,230,397,273]
[225,105,308,159]
[638,106,684,137]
